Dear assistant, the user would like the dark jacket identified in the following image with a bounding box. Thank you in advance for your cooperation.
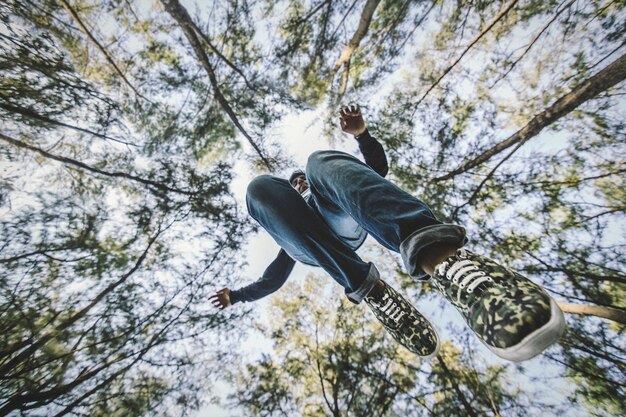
[230,130,388,304]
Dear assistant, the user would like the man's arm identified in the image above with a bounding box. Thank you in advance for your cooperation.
[210,249,296,309]
[355,129,388,177]
[339,105,389,177]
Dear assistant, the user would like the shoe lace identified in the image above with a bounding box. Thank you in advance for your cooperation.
[436,249,493,295]
[371,294,407,324]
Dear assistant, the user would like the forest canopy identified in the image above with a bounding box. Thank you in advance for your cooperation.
[0,0,624,416]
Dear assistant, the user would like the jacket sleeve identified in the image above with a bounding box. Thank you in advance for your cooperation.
[229,249,296,304]
[355,129,389,177]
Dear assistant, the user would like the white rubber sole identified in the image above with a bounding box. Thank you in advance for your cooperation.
[484,297,566,362]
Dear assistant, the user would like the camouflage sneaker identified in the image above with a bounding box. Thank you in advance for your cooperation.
[431,249,566,362]
[365,281,440,358]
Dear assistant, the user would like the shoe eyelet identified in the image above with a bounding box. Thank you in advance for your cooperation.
[467,288,473,293]
[459,283,465,289]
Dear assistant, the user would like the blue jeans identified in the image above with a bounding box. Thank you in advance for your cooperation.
[246,150,466,303]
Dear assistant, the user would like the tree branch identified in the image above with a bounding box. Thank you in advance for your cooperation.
[559,338,625,370]
[58,0,148,101]
[300,0,333,24]
[3,291,184,415]
[0,226,164,378]
[0,102,136,146]
[0,133,192,196]
[433,51,626,182]
[413,0,519,110]
[372,0,411,50]
[185,14,256,91]
[314,322,334,415]
[436,355,479,417]
[450,140,525,219]
[394,1,437,56]
[490,0,575,88]
[569,207,625,227]
[49,291,192,417]
[545,353,625,388]
[330,0,382,102]
[159,0,274,170]
[558,302,626,324]
[0,245,82,264]
[521,167,626,187]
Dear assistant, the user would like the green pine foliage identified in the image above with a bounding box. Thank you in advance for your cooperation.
[1,0,624,416]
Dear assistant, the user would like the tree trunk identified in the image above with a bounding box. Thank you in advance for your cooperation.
[159,0,274,170]
[433,51,626,182]
[558,302,626,325]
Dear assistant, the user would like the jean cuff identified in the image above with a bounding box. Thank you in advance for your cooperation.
[346,262,380,304]
[400,224,468,280]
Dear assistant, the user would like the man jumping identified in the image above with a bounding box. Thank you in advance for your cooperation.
[210,106,565,362]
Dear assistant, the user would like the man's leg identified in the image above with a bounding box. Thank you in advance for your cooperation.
[306,150,565,362]
[305,150,466,279]
[247,174,440,358]
[246,175,378,303]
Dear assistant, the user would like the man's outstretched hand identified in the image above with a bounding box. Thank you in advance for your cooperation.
[339,105,366,136]
[210,288,232,310]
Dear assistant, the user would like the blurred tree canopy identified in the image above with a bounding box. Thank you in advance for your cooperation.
[1,0,624,416]
[229,274,542,417]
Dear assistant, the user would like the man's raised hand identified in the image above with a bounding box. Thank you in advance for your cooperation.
[209,288,232,310]
[339,105,367,136]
